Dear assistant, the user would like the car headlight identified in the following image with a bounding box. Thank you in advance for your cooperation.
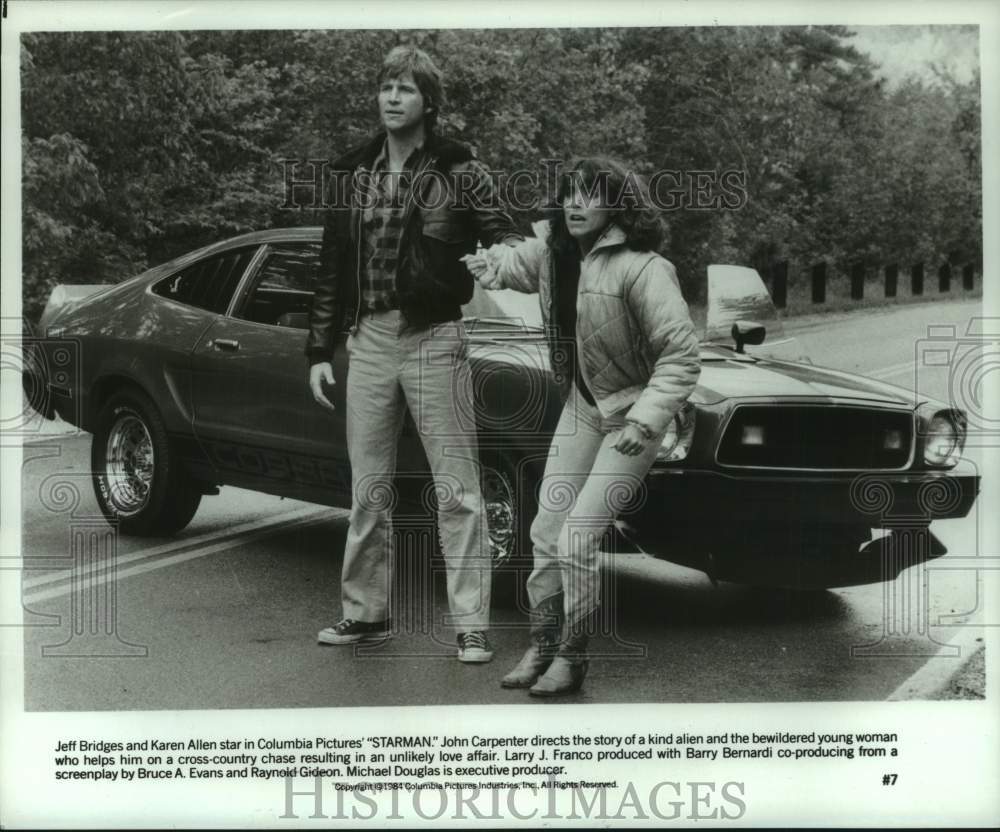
[920,406,966,468]
[656,403,696,462]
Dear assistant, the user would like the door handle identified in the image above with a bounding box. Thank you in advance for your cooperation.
[211,338,240,351]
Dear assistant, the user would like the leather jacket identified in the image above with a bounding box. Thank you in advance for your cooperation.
[306,132,521,363]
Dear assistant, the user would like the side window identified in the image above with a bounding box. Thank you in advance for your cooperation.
[153,247,258,314]
[235,243,320,328]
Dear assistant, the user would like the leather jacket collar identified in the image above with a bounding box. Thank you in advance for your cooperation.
[332,132,475,173]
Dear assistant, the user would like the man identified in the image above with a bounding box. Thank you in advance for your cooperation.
[306,45,522,663]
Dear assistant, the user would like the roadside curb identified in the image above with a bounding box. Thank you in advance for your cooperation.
[886,625,986,700]
[776,295,983,336]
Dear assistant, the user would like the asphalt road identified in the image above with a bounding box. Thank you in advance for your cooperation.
[19,299,988,709]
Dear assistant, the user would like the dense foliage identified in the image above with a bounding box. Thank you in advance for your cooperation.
[21,27,981,318]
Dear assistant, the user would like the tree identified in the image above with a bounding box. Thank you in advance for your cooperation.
[20,28,982,319]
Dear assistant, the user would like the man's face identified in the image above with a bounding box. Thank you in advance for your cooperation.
[378,71,426,134]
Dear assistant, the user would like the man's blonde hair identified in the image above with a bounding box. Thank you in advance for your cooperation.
[379,45,444,131]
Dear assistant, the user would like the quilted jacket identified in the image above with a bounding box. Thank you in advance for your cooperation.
[484,221,701,437]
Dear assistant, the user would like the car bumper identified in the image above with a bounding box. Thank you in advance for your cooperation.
[21,368,55,420]
[631,466,978,525]
[617,467,979,588]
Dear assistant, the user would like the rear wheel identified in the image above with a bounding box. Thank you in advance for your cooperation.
[91,389,202,535]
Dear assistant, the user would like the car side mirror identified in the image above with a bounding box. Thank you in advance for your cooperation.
[731,321,766,353]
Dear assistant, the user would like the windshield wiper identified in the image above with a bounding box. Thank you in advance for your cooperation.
[462,316,543,332]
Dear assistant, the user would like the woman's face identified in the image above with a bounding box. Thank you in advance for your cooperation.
[562,182,613,245]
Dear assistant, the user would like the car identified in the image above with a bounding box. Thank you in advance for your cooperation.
[23,226,980,602]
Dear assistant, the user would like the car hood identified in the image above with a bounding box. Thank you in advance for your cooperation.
[693,346,915,406]
[468,334,916,407]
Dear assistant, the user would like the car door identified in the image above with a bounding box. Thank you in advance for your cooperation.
[189,241,352,500]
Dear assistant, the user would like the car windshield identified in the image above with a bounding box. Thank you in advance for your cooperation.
[703,265,787,343]
[699,264,811,361]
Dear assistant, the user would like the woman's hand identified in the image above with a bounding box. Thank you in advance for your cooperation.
[461,253,503,289]
[613,423,649,456]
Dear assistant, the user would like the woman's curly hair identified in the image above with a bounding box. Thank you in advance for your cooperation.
[546,157,666,264]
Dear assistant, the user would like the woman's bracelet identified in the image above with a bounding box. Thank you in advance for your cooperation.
[625,419,654,440]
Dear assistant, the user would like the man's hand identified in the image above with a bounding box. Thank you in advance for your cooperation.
[309,362,336,411]
[461,253,503,289]
[613,423,649,456]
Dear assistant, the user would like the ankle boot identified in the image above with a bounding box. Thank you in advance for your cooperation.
[500,643,556,688]
[527,655,588,696]
[500,593,562,689]
[528,609,593,697]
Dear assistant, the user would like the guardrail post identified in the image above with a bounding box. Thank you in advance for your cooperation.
[811,262,826,304]
[911,262,924,296]
[850,262,865,300]
[962,264,974,290]
[938,262,951,293]
[884,264,898,298]
[770,260,788,309]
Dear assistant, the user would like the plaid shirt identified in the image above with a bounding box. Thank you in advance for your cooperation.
[357,142,426,312]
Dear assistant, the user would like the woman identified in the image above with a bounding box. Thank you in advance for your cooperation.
[464,157,701,696]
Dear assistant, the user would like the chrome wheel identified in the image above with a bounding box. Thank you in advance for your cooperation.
[483,469,516,566]
[104,412,154,515]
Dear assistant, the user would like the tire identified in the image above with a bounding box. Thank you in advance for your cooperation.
[482,457,536,610]
[91,388,202,535]
[404,455,537,609]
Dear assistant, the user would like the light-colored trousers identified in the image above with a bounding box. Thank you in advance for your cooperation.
[341,310,490,631]
[527,385,666,626]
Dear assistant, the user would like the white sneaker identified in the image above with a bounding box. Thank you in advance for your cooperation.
[317,618,390,645]
[457,631,494,663]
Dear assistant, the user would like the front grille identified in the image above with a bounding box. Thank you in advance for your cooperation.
[716,404,913,470]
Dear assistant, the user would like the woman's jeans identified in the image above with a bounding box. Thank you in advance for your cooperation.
[341,310,490,632]
[527,384,666,632]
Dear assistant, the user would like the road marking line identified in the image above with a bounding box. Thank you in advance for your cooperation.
[22,505,342,589]
[21,422,82,444]
[22,511,340,605]
[885,623,985,700]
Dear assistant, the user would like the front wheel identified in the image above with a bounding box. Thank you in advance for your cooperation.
[91,389,202,535]
[482,457,536,609]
